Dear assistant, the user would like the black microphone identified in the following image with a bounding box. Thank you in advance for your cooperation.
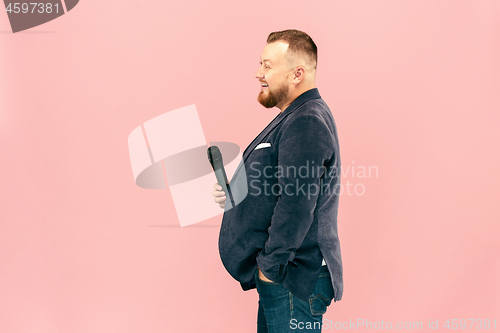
[207,146,235,207]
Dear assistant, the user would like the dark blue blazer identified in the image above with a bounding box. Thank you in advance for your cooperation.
[219,88,343,302]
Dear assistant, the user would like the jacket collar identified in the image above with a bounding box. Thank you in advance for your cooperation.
[279,88,321,119]
[241,88,321,162]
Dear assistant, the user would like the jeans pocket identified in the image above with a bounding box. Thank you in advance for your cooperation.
[256,268,280,286]
[309,272,334,316]
[309,293,332,315]
[257,275,280,285]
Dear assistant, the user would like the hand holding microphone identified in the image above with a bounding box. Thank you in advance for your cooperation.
[212,183,226,209]
[208,146,235,209]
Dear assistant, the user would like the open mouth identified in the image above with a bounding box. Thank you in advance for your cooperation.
[261,83,268,88]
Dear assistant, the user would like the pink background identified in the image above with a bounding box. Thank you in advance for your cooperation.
[1,1,499,332]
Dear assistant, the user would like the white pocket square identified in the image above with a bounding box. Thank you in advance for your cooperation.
[255,143,271,150]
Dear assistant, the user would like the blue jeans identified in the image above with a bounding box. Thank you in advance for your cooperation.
[256,265,334,333]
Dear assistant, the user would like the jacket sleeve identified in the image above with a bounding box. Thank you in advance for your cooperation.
[256,114,334,283]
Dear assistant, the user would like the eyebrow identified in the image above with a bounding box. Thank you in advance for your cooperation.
[260,59,272,64]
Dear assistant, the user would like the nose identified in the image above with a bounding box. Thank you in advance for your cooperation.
[255,65,264,80]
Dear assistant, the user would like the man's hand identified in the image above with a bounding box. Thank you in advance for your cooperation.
[258,267,275,283]
[212,183,226,209]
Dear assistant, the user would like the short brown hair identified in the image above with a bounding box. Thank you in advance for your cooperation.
[267,29,317,69]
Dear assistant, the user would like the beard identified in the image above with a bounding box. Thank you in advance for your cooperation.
[257,80,289,108]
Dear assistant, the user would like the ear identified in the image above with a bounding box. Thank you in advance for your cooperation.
[291,66,306,84]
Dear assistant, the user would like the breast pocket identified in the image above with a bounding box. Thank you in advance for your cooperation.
[246,145,278,197]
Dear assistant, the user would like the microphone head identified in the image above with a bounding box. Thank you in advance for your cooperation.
[207,146,223,168]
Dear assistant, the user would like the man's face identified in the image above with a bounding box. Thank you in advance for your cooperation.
[255,41,293,109]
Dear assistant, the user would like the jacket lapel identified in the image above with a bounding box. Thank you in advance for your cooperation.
[242,99,310,163]
[230,89,321,183]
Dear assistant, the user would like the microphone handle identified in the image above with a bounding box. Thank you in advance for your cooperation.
[208,146,235,208]
[214,167,235,207]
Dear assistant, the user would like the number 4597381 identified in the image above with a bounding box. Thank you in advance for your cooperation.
[5,3,60,14]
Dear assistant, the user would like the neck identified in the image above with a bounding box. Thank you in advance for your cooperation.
[278,84,316,113]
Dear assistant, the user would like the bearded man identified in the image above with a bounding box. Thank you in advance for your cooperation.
[213,29,343,333]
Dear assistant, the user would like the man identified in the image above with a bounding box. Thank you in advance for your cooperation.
[213,29,343,332]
